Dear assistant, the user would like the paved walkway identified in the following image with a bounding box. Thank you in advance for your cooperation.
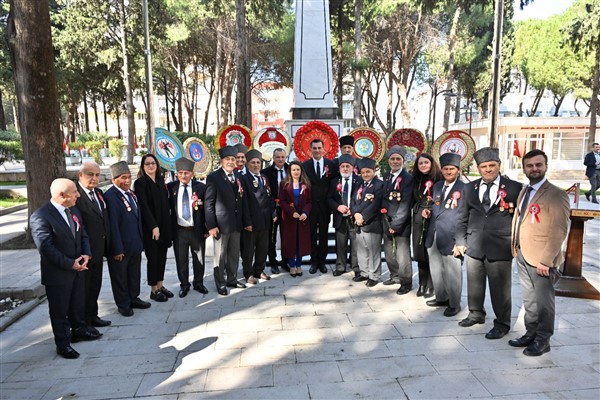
[0,190,599,399]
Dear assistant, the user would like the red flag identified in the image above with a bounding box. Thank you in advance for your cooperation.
[513,141,521,157]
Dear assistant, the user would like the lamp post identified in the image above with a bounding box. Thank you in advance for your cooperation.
[154,76,170,131]
[431,85,457,145]
[461,99,476,137]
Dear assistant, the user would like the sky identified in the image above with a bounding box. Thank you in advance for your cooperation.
[512,0,576,21]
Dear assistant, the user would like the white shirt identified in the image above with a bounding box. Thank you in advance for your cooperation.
[519,178,546,211]
[313,158,323,177]
[478,175,501,204]
[177,183,193,227]
[50,199,70,227]
[441,180,457,200]
[276,167,286,188]
[390,168,403,187]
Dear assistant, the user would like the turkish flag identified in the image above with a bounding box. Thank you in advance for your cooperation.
[513,141,521,158]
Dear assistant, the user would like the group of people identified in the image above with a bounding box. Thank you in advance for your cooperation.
[32,134,571,360]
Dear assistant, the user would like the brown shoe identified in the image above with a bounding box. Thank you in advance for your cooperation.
[259,272,271,281]
[247,276,257,285]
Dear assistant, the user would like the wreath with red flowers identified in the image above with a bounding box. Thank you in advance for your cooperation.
[293,120,340,162]
[214,124,253,151]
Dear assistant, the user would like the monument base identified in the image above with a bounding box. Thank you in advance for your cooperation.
[291,107,338,120]
[285,118,346,161]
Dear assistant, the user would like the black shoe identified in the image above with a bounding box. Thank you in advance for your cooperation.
[332,270,346,276]
[150,290,168,302]
[354,271,361,278]
[423,287,435,298]
[118,307,134,317]
[131,298,151,309]
[593,200,599,204]
[179,287,190,298]
[353,275,368,282]
[159,287,174,298]
[226,281,247,289]
[193,284,209,294]
[416,286,425,296]
[458,318,484,327]
[443,306,461,317]
[271,266,280,274]
[365,279,379,287]
[57,345,80,359]
[280,261,290,272]
[296,269,303,277]
[91,316,111,327]
[509,334,536,348]
[71,328,102,343]
[585,192,591,201]
[309,265,318,274]
[87,326,101,335]
[217,286,228,296]
[523,339,550,356]
[485,327,508,339]
[319,265,328,273]
[396,284,412,295]
[382,279,399,286]
[426,299,449,307]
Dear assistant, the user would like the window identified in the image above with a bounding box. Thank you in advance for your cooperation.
[552,132,588,160]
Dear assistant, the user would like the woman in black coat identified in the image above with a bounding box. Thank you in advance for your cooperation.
[134,154,173,302]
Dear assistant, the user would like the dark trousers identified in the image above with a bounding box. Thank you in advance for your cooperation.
[587,170,600,201]
[174,228,205,288]
[242,228,269,278]
[465,255,512,331]
[83,256,104,323]
[107,253,142,309]
[268,208,283,266]
[213,231,240,289]
[144,241,168,286]
[517,250,556,340]
[309,203,331,266]
[334,219,358,273]
[45,273,86,348]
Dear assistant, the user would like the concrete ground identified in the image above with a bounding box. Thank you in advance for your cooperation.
[0,192,599,399]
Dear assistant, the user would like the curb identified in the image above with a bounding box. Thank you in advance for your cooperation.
[0,295,45,332]
[0,203,27,217]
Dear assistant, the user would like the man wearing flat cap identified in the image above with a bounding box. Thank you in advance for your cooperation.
[241,149,275,284]
[168,157,208,297]
[381,145,415,295]
[327,154,362,277]
[423,153,465,317]
[205,146,252,295]
[454,147,522,339]
[235,143,248,175]
[104,161,150,316]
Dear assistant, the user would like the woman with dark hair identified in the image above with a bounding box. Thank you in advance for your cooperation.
[278,161,312,277]
[411,153,442,298]
[134,154,173,302]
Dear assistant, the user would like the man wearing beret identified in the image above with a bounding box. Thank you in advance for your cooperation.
[423,153,465,317]
[327,154,362,277]
[168,157,208,297]
[454,147,522,339]
[205,146,252,295]
[381,145,415,295]
[241,149,275,284]
[104,161,150,316]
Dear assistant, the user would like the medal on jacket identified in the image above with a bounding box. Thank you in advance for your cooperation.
[529,203,541,223]
[508,202,514,214]
[253,179,259,188]
[435,194,441,206]
[191,193,200,210]
[122,196,132,212]
[497,189,507,211]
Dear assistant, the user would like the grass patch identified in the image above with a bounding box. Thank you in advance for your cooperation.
[0,195,27,208]
[0,181,26,186]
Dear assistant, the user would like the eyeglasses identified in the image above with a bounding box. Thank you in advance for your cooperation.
[144,162,157,166]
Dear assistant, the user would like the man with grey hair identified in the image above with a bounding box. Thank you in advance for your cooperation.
[31,178,100,359]
[454,147,522,339]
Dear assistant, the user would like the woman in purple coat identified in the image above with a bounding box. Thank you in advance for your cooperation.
[278,161,312,276]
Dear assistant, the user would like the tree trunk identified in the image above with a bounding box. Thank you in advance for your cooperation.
[528,89,544,116]
[83,91,90,132]
[102,96,108,133]
[119,0,135,163]
[91,94,100,132]
[0,89,6,130]
[353,0,363,127]
[443,7,461,130]
[553,94,565,116]
[214,19,223,126]
[222,51,234,126]
[590,30,600,144]
[12,97,20,133]
[234,0,249,126]
[7,0,66,235]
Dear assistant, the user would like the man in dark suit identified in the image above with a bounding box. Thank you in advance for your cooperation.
[235,143,248,175]
[205,146,252,296]
[241,149,275,284]
[302,138,337,274]
[351,158,384,286]
[168,157,208,298]
[75,161,111,330]
[31,178,101,359]
[104,161,150,316]
[509,149,570,356]
[423,153,465,317]
[327,154,362,277]
[454,147,522,339]
[261,147,289,274]
[584,142,600,203]
[381,145,415,295]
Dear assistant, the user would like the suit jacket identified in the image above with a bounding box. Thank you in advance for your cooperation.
[327,174,362,229]
[351,178,384,234]
[242,171,275,232]
[584,151,599,178]
[302,157,337,210]
[455,176,522,261]
[75,182,110,260]
[261,163,289,201]
[31,203,91,286]
[511,180,570,267]
[425,180,465,255]
[104,185,144,256]
[168,179,208,239]
[205,168,251,235]
[381,169,415,237]
[134,175,173,247]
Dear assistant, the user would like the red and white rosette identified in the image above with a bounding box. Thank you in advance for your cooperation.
[71,214,81,231]
[451,191,461,209]
[432,130,476,170]
[529,203,541,223]
[496,188,507,208]
[293,120,339,162]
[214,124,253,151]
[423,180,433,196]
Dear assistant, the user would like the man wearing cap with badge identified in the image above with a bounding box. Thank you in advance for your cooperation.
[205,145,252,295]
[235,143,248,175]
[381,145,415,295]
[327,154,362,277]
[509,149,569,356]
[241,149,276,284]
[104,161,150,316]
[422,153,465,317]
[351,157,384,286]
[168,157,208,297]
[454,147,521,339]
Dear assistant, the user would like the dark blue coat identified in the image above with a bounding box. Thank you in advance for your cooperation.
[425,180,465,255]
[350,178,384,234]
[104,185,144,256]
[381,169,414,237]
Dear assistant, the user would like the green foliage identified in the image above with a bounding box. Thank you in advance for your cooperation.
[108,138,126,161]
[78,132,109,144]
[0,130,23,165]
[85,141,104,164]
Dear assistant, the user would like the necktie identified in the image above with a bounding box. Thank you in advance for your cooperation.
[228,173,235,183]
[126,192,138,215]
[343,178,349,206]
[316,161,321,178]
[482,182,492,212]
[255,174,263,189]
[89,190,101,212]
[64,208,76,237]
[182,184,191,221]
[517,186,533,246]
[278,169,284,191]
[441,185,448,201]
